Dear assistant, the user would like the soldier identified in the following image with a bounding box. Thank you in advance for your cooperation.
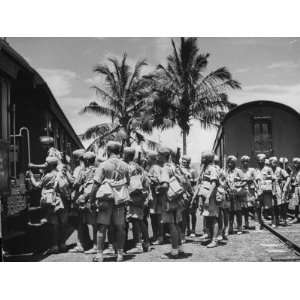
[159,147,185,258]
[69,149,87,253]
[287,158,300,224]
[90,141,130,262]
[226,155,243,235]
[269,156,289,227]
[214,155,229,241]
[81,151,98,254]
[124,147,150,254]
[70,152,97,254]
[240,155,257,229]
[147,150,164,245]
[179,155,197,237]
[28,156,68,254]
[255,153,274,228]
[197,151,220,248]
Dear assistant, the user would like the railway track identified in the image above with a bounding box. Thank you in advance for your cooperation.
[262,221,300,261]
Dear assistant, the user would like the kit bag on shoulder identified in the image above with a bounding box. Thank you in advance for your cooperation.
[129,172,147,208]
[198,180,211,201]
[216,186,227,203]
[40,173,64,212]
[84,179,94,195]
[129,171,144,196]
[261,179,273,192]
[165,166,184,211]
[96,161,129,208]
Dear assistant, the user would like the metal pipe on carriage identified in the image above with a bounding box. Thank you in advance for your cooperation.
[13,104,17,178]
[11,126,32,173]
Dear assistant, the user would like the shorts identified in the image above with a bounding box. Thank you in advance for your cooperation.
[201,194,219,217]
[127,204,144,220]
[47,209,68,225]
[149,195,163,214]
[162,208,183,224]
[96,202,126,226]
[258,192,273,209]
[82,208,97,225]
[229,195,243,212]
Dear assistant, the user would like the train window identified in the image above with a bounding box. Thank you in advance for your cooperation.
[253,117,273,155]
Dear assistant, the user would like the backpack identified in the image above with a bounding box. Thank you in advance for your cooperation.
[96,160,129,206]
[128,166,144,196]
[166,164,184,202]
[40,172,64,212]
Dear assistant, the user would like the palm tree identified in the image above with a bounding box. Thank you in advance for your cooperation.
[149,37,241,155]
[80,53,159,152]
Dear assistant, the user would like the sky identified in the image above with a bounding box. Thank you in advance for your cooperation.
[7,37,300,162]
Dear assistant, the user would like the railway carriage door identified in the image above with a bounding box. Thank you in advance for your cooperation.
[0,77,10,193]
[0,77,10,141]
[253,117,273,156]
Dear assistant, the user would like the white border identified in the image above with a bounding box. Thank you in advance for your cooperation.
[1,1,300,300]
[0,0,300,36]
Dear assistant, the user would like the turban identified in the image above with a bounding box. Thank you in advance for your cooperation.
[241,155,250,162]
[279,157,288,164]
[73,149,85,158]
[45,156,59,166]
[106,141,121,152]
[83,151,96,160]
[227,155,237,163]
[257,153,266,160]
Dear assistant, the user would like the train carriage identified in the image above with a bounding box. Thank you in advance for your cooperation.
[0,38,83,256]
[213,100,300,167]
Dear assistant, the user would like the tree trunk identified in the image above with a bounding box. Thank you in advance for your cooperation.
[125,128,131,147]
[182,130,187,155]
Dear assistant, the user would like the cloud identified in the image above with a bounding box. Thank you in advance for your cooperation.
[55,96,110,134]
[234,67,250,74]
[289,39,299,45]
[229,83,300,111]
[37,68,78,98]
[266,61,300,70]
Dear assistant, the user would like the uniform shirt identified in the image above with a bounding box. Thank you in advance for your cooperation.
[84,165,96,184]
[93,156,130,184]
[201,164,219,183]
[38,169,58,190]
[128,161,149,189]
[180,165,197,185]
[57,167,74,198]
[73,164,85,184]
[240,167,256,185]
[148,164,161,185]
[200,164,219,216]
[128,161,144,177]
[160,162,174,184]
[272,166,289,184]
[72,164,85,199]
[179,165,196,196]
[255,166,274,183]
[226,167,243,191]
[290,169,300,188]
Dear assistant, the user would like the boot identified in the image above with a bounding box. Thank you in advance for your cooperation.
[178,245,185,255]
[103,244,115,255]
[93,252,104,262]
[207,240,218,248]
[116,250,124,262]
[127,243,143,254]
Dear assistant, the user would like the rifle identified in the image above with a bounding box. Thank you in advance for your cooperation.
[137,151,142,166]
[191,163,206,203]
